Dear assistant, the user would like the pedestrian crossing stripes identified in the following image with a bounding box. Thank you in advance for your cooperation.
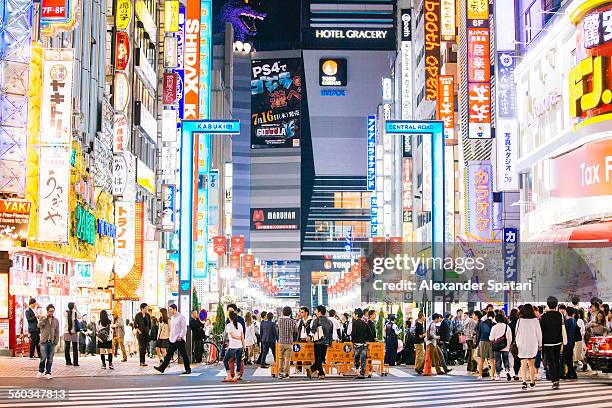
[213,367,405,377]
[0,378,608,408]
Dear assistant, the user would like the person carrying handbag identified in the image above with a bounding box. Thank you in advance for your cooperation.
[306,305,333,379]
[489,313,513,381]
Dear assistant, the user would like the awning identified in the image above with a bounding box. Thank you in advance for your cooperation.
[529,221,612,247]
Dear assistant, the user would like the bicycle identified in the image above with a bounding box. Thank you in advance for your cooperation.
[201,334,223,365]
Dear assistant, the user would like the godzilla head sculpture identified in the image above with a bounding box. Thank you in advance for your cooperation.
[219,0,267,42]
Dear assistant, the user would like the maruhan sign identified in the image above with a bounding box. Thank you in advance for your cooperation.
[315,29,389,39]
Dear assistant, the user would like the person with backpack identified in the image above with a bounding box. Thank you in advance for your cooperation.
[476,311,495,380]
[489,313,512,381]
[384,315,401,366]
[97,310,114,369]
[306,305,333,379]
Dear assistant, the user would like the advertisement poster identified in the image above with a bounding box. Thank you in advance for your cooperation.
[38,146,70,242]
[114,202,144,300]
[250,208,300,230]
[0,200,31,245]
[251,57,303,148]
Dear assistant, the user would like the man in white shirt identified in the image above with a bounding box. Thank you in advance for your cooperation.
[154,304,191,374]
[329,310,341,341]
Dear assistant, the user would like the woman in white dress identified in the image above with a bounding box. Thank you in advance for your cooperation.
[515,304,542,390]
[124,321,136,357]
[244,312,257,365]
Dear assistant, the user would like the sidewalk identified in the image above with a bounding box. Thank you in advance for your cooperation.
[0,354,190,378]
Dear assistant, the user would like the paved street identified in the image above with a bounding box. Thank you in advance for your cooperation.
[0,356,610,408]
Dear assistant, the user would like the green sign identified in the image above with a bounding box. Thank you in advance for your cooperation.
[75,204,96,245]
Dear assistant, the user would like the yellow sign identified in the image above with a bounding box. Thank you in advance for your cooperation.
[165,0,179,33]
[116,0,132,30]
[568,56,612,119]
[467,0,488,20]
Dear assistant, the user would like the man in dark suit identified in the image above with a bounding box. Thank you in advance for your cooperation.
[26,298,41,359]
[134,303,151,366]
[259,312,278,368]
[189,310,205,363]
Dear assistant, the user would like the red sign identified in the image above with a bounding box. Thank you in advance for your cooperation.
[390,237,403,255]
[372,237,386,257]
[229,254,241,269]
[468,83,491,124]
[115,31,130,71]
[551,139,612,199]
[162,73,178,104]
[437,75,455,139]
[212,236,226,255]
[252,264,261,279]
[467,28,490,83]
[230,236,244,254]
[402,158,413,212]
[243,255,255,272]
[41,0,69,20]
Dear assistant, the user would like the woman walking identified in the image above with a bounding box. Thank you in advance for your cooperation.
[515,304,542,390]
[223,311,245,382]
[490,313,513,381]
[97,310,114,369]
[63,302,81,366]
[156,308,170,364]
[149,316,159,358]
[244,312,257,365]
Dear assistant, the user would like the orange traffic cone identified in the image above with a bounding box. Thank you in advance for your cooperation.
[423,346,433,376]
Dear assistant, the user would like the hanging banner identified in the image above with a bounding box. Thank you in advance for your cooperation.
[367,115,376,191]
[164,0,179,32]
[437,75,455,140]
[251,57,303,148]
[497,52,517,119]
[161,184,176,231]
[468,83,491,139]
[162,72,178,104]
[229,254,241,269]
[496,119,519,191]
[114,201,135,279]
[230,236,245,254]
[113,72,130,112]
[440,0,456,40]
[40,48,74,145]
[243,254,255,273]
[38,146,70,242]
[115,0,131,30]
[212,236,226,255]
[113,113,129,152]
[183,0,200,120]
[465,161,493,241]
[424,0,440,101]
[114,202,144,299]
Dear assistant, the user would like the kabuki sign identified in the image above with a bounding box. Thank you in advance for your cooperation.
[40,49,74,145]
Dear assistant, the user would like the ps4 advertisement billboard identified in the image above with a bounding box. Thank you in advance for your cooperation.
[251,57,303,149]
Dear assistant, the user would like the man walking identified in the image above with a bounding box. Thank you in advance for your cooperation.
[111,311,127,362]
[277,306,297,378]
[190,310,205,364]
[560,305,578,380]
[541,296,566,389]
[134,303,151,366]
[260,312,278,368]
[26,298,41,359]
[413,312,426,374]
[425,313,452,375]
[37,304,60,379]
[307,305,333,379]
[154,304,191,374]
[351,308,375,378]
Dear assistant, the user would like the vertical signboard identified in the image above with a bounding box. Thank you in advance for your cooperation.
[465,161,493,241]
[422,137,432,212]
[440,0,456,40]
[40,49,74,145]
[437,75,455,141]
[251,58,303,148]
[468,83,491,139]
[38,147,70,242]
[198,0,212,119]
[114,201,135,278]
[183,0,200,120]
[497,52,517,119]
[466,6,491,139]
[367,115,376,191]
[400,9,413,120]
[114,202,144,300]
[424,0,441,101]
[497,119,518,191]
[503,227,519,283]
[208,169,219,237]
[143,240,159,305]
[370,196,379,237]
[161,184,176,231]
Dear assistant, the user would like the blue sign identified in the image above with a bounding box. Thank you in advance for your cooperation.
[343,344,353,353]
[320,89,346,96]
[345,228,353,253]
[188,120,241,134]
[367,116,376,191]
[199,309,208,321]
[97,220,117,238]
[370,196,378,237]
[503,228,519,282]
[382,120,445,264]
[292,344,301,353]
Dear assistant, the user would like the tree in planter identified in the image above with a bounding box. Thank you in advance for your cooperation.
[376,308,384,341]
[213,302,226,336]
[192,288,201,313]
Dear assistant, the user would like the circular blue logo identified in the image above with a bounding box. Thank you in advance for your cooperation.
[292,344,301,353]
[199,309,208,321]
[343,344,353,353]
